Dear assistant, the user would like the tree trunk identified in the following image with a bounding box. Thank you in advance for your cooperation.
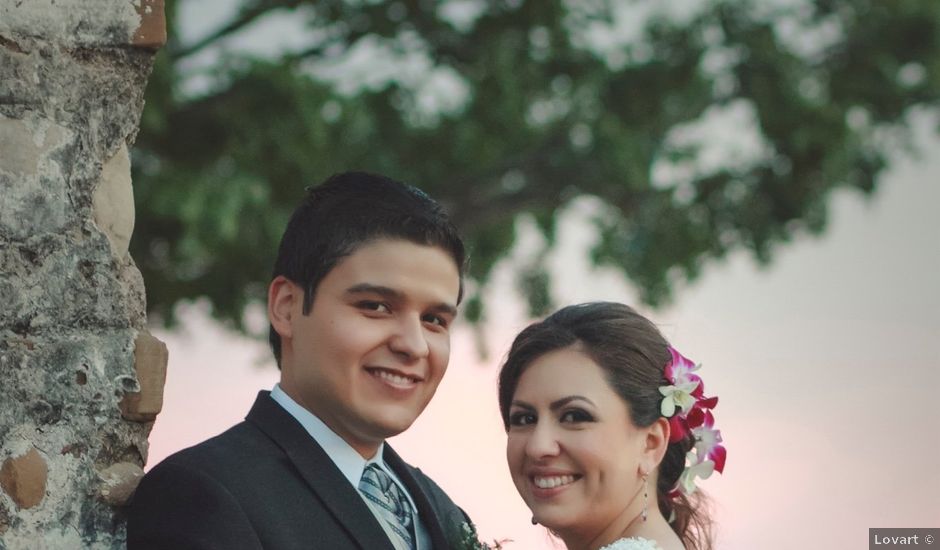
[0,1,166,547]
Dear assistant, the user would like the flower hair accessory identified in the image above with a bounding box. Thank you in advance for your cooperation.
[659,347,726,497]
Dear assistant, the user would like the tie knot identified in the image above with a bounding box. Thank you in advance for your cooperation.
[361,465,405,503]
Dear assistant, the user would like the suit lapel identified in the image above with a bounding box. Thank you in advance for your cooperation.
[384,445,452,549]
[245,392,395,550]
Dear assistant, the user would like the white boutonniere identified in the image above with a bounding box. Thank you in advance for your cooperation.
[451,521,510,550]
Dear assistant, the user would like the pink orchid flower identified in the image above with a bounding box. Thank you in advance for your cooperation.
[691,411,727,474]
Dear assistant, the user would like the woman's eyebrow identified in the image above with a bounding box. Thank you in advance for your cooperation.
[549,395,595,410]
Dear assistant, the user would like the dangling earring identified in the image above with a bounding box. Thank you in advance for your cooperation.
[642,473,649,523]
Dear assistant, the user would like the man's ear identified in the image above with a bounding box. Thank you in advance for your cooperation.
[268,276,299,340]
[641,417,671,475]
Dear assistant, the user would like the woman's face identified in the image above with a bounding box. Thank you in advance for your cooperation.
[506,345,649,538]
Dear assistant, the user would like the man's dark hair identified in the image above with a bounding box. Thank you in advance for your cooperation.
[269,171,466,367]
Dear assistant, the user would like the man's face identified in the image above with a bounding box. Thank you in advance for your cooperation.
[272,238,460,458]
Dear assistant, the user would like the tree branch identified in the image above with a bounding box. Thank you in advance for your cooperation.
[171,0,303,61]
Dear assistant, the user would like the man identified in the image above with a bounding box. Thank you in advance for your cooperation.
[127,172,471,549]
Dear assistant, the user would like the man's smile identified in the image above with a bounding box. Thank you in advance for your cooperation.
[366,367,424,389]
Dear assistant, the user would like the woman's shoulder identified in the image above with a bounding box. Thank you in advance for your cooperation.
[599,537,664,550]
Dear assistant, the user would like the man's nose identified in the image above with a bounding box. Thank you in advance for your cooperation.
[388,315,430,360]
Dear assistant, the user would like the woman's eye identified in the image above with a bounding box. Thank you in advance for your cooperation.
[508,412,536,427]
[560,409,594,423]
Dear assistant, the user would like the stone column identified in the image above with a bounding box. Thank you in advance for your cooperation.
[0,1,166,547]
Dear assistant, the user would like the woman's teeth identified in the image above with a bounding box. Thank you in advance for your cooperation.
[534,475,576,489]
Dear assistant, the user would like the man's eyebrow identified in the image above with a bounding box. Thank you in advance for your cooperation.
[345,283,458,316]
[345,283,403,299]
[428,302,458,317]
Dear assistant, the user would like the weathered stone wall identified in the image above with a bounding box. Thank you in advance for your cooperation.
[0,1,165,548]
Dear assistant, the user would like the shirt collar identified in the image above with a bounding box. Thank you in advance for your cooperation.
[270,384,386,487]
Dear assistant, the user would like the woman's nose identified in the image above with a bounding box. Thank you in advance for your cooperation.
[525,421,560,459]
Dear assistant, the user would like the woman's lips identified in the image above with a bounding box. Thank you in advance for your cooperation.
[528,472,582,498]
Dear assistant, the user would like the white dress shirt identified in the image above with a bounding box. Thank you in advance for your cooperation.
[270,384,430,550]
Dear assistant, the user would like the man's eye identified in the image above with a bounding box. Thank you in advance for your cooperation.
[359,301,390,313]
[508,412,536,427]
[560,409,594,423]
[422,314,449,328]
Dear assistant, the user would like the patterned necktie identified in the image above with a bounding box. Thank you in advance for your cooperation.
[358,463,416,550]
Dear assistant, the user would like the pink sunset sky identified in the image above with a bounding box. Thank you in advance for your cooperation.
[148,4,939,545]
[145,112,940,549]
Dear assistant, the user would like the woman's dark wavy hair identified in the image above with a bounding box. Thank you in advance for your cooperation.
[497,302,714,550]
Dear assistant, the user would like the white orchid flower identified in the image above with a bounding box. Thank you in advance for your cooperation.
[659,380,700,417]
[678,452,715,496]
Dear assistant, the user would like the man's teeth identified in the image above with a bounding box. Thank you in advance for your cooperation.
[534,475,576,489]
[374,370,416,385]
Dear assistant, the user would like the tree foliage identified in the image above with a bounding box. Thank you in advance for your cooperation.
[132,0,939,331]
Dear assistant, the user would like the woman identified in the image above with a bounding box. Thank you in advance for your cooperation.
[498,303,724,550]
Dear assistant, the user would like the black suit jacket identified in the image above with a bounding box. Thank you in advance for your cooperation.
[127,391,470,549]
